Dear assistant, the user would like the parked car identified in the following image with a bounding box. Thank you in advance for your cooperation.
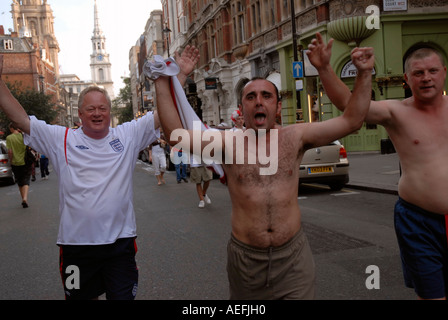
[0,140,15,185]
[299,141,349,191]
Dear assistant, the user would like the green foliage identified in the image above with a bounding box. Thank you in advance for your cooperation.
[111,77,134,124]
[0,81,57,139]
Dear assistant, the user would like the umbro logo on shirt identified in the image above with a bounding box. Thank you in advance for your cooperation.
[75,145,90,150]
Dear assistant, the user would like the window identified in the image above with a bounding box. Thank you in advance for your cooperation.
[99,68,104,82]
[281,0,290,20]
[251,1,262,35]
[263,0,275,27]
[232,1,245,44]
[3,39,13,50]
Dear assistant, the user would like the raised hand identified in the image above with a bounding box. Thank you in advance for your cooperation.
[306,32,334,70]
[351,47,375,72]
[175,45,200,77]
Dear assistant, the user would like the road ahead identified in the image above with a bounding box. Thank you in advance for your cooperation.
[0,160,415,300]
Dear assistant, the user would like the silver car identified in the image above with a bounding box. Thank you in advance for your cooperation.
[299,141,349,191]
[0,140,15,185]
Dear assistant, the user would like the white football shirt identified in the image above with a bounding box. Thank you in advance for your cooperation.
[24,114,157,245]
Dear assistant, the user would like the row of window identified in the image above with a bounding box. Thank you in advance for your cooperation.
[182,0,318,66]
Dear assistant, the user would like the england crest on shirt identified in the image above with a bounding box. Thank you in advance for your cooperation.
[109,138,124,153]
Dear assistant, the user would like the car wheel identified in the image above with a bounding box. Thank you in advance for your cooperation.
[329,182,344,191]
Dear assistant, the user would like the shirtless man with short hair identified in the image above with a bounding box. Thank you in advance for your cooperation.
[154,43,375,299]
[307,32,448,300]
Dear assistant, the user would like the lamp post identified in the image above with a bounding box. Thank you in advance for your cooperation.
[163,26,172,57]
[290,0,301,117]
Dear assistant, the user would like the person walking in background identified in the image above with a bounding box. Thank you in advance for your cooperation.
[230,109,245,132]
[40,154,50,180]
[6,123,31,208]
[149,132,167,185]
[30,148,39,181]
[189,154,212,208]
[174,147,188,183]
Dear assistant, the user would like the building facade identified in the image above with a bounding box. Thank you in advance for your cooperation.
[10,0,60,80]
[155,0,447,152]
[0,23,65,126]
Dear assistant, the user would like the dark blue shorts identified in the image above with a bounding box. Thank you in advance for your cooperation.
[394,198,448,299]
[59,237,138,300]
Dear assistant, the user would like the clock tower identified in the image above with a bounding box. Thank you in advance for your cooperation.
[90,0,114,98]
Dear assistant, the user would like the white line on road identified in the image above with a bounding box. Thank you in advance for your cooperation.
[331,191,360,196]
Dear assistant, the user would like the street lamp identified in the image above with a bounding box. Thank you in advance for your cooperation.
[290,0,301,117]
[163,26,172,57]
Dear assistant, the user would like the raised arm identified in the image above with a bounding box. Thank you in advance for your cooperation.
[306,33,351,108]
[154,76,185,143]
[0,55,30,134]
[307,33,392,125]
[302,47,375,149]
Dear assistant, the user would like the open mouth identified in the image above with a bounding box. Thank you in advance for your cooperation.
[254,112,266,126]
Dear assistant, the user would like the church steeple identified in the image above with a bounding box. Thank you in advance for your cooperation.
[90,0,114,98]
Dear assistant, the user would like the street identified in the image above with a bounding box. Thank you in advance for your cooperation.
[0,160,415,300]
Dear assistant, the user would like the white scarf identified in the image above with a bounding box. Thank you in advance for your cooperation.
[144,56,226,184]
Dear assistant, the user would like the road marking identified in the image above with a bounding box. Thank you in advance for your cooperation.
[331,192,360,196]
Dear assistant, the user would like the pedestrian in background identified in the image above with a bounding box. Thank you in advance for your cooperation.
[173,147,188,183]
[230,109,245,132]
[189,153,212,208]
[6,123,31,208]
[30,147,39,181]
[40,154,50,180]
[149,132,167,185]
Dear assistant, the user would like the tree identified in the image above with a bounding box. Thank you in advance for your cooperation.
[0,81,57,139]
[112,77,134,124]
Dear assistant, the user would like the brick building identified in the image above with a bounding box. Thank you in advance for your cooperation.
[156,0,448,152]
[0,25,65,125]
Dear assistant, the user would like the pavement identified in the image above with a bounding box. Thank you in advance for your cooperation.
[345,151,400,195]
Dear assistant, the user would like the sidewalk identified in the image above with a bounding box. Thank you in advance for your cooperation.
[346,152,400,195]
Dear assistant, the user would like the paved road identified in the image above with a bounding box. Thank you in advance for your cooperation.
[0,160,415,300]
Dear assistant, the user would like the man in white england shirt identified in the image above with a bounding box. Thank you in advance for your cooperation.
[0,48,199,300]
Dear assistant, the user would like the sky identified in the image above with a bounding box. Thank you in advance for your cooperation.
[0,0,163,96]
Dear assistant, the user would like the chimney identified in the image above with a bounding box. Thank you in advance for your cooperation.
[0,25,4,36]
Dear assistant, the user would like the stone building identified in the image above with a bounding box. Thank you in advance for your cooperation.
[158,0,447,152]
[10,0,60,80]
